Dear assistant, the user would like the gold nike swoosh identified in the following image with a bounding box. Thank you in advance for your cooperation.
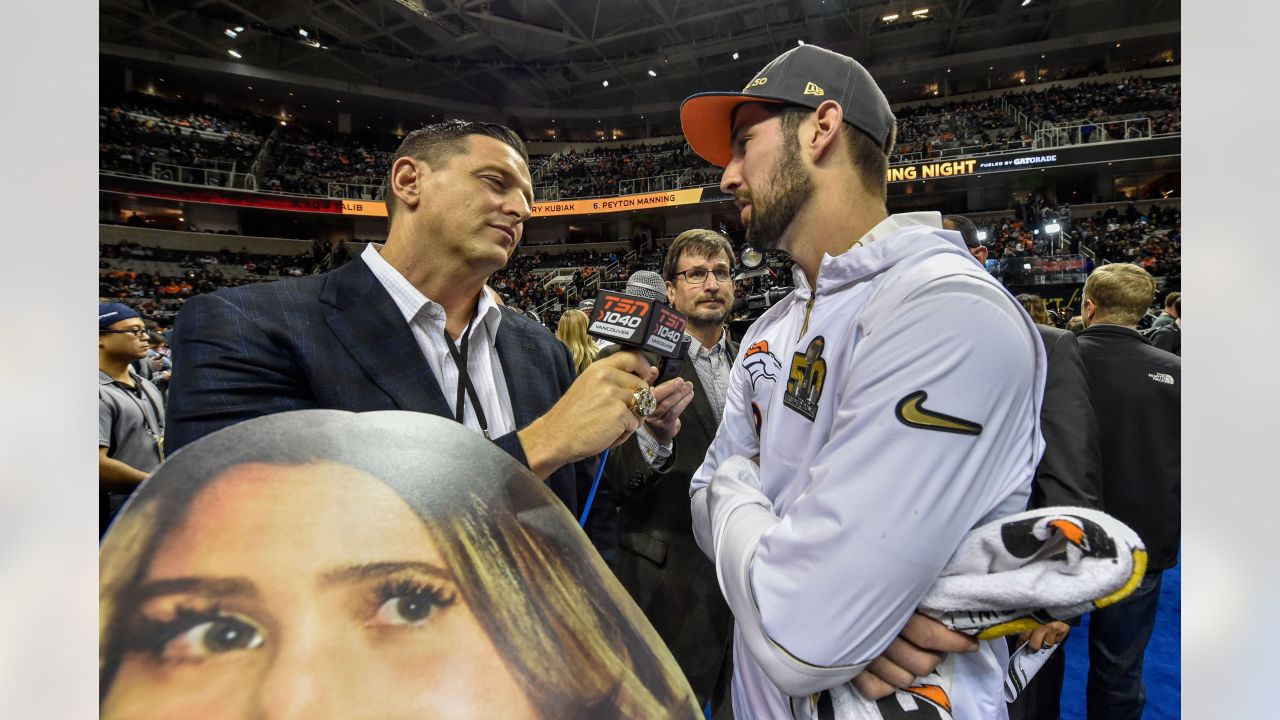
[895,390,983,435]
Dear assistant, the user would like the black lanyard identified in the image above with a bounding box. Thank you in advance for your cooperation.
[443,315,490,439]
[116,375,165,459]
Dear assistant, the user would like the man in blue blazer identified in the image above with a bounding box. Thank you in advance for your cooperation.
[166,120,669,515]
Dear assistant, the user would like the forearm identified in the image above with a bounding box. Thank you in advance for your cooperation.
[516,419,569,481]
[709,457,871,695]
[99,456,148,491]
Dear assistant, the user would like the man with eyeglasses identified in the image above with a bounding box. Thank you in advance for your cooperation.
[98,303,166,535]
[603,228,738,717]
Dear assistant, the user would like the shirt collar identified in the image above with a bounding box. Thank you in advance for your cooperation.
[790,212,944,293]
[99,368,139,386]
[688,329,728,359]
[855,211,944,248]
[362,243,502,336]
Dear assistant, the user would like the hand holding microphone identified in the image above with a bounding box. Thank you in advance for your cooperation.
[518,350,657,480]
[588,271,695,444]
[517,271,696,481]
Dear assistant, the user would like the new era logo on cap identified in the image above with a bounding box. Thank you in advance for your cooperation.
[803,82,825,96]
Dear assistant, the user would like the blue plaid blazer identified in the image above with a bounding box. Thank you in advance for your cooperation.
[166,258,589,513]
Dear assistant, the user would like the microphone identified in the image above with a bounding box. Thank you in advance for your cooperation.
[588,269,689,385]
[623,270,691,383]
[587,288,687,359]
[655,336,691,384]
[624,270,668,303]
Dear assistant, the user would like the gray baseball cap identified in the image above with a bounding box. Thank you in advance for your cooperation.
[681,45,896,168]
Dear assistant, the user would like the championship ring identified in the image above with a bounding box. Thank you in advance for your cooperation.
[630,387,657,418]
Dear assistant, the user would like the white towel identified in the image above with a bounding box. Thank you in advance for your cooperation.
[787,506,1146,720]
[919,506,1147,639]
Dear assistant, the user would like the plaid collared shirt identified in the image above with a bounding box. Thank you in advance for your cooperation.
[687,330,731,424]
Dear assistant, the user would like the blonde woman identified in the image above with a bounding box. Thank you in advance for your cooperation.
[556,309,598,375]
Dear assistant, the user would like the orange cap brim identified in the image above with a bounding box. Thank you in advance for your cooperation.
[680,93,785,168]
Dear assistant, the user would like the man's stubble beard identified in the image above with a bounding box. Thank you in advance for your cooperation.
[743,135,815,252]
[687,302,730,334]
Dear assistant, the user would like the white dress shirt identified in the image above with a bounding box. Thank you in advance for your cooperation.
[361,244,515,439]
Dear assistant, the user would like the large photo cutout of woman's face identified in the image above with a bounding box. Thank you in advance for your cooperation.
[100,410,700,719]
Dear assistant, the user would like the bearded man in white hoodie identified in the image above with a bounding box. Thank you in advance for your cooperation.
[680,46,1048,720]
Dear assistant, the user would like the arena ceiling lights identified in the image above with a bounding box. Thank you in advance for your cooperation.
[295,26,327,50]
[99,0,1180,130]
[881,6,932,26]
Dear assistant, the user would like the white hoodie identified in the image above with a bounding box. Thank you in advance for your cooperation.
[690,212,1046,720]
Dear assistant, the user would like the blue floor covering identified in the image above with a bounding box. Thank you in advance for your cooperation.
[1059,558,1181,719]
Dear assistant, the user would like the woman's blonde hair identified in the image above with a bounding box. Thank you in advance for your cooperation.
[556,309,598,375]
[100,411,699,719]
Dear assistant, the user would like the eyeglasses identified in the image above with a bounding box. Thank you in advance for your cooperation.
[100,328,149,338]
[674,267,732,285]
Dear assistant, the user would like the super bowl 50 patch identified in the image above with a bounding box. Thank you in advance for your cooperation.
[784,336,826,421]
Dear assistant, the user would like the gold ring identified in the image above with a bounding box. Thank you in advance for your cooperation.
[630,387,657,418]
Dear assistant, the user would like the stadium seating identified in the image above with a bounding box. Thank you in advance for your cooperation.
[100,77,1180,201]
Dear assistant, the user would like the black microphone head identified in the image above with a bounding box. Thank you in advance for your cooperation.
[625,270,668,303]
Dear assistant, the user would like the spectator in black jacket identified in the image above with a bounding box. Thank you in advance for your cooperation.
[1151,291,1180,328]
[1077,263,1180,720]
[1148,297,1181,356]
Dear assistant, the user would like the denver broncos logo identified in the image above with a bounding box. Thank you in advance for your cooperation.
[999,514,1118,561]
[905,684,953,714]
[742,340,782,391]
[876,683,953,719]
[1048,518,1088,550]
[795,681,954,719]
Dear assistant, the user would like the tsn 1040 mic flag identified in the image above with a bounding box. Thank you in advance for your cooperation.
[588,281,686,360]
[587,291,687,361]
[588,272,691,385]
